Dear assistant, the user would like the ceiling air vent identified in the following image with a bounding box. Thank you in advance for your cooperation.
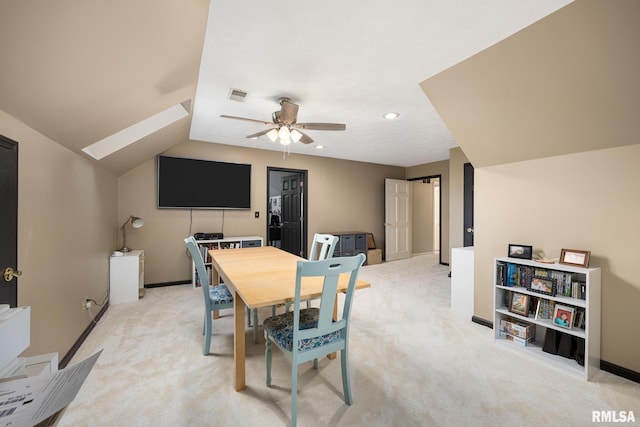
[228,88,248,102]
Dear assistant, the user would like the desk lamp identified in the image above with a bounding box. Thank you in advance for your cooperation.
[120,215,144,252]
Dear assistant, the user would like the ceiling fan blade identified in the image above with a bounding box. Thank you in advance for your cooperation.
[295,123,346,131]
[279,99,299,124]
[246,128,276,139]
[297,131,314,144]
[220,114,274,126]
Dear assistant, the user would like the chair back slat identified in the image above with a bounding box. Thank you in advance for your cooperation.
[184,236,212,312]
[309,233,339,261]
[292,253,365,342]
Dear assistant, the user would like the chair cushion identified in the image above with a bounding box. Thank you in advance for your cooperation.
[209,285,233,305]
[263,308,341,352]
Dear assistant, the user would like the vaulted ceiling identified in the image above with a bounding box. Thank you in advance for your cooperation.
[1,1,576,176]
[421,0,640,168]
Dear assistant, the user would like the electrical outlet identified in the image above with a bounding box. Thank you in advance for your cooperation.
[82,299,92,310]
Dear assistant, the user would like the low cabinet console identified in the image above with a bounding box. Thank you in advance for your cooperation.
[493,256,601,380]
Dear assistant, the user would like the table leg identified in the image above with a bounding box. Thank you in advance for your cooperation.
[327,294,338,360]
[234,291,246,391]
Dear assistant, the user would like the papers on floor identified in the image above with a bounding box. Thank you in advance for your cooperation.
[0,349,102,427]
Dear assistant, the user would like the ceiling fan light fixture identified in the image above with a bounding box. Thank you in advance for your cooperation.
[290,129,303,143]
[220,97,345,152]
[266,129,278,142]
[278,126,290,140]
[383,112,400,120]
[278,126,292,145]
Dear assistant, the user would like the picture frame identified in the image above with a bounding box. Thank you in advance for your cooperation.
[559,249,590,268]
[552,304,575,329]
[529,275,556,296]
[508,244,533,260]
[509,292,530,317]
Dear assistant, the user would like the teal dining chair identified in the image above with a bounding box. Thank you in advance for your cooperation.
[284,233,339,312]
[184,236,257,355]
[263,253,366,427]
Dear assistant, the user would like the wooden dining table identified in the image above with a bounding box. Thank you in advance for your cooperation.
[208,245,371,391]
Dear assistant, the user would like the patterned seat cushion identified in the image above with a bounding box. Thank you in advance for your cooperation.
[263,308,341,352]
[209,285,233,305]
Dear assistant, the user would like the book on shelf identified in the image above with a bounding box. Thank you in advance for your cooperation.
[534,268,549,278]
[496,261,506,286]
[506,263,517,286]
[535,299,555,320]
[573,308,586,329]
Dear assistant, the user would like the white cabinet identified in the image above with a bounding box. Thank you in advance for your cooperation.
[493,257,600,380]
[191,236,262,288]
[110,250,144,304]
[451,247,474,317]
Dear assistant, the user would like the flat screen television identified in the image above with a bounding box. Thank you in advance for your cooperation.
[157,156,251,209]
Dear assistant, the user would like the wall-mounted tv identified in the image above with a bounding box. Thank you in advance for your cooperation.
[157,156,251,209]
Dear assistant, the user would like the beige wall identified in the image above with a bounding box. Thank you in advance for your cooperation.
[474,144,640,372]
[118,140,405,284]
[406,159,450,264]
[448,148,470,262]
[1,111,118,358]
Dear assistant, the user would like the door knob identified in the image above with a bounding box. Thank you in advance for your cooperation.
[466,228,474,233]
[3,267,22,282]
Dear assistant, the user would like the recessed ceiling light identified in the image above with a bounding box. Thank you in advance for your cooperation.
[315,145,324,150]
[383,112,399,120]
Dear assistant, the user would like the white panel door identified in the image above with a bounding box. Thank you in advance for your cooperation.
[385,178,411,261]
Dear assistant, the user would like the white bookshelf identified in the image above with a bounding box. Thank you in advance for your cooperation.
[493,256,601,380]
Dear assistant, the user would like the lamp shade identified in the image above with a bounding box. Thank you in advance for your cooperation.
[130,216,144,228]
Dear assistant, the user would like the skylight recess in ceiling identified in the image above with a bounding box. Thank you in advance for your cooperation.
[82,100,190,160]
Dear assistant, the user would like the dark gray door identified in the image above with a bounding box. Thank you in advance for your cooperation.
[463,162,474,247]
[281,173,303,256]
[0,135,19,307]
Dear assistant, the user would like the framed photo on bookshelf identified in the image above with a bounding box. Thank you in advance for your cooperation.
[559,249,590,268]
[508,244,533,260]
[530,275,555,296]
[553,304,575,329]
[509,292,530,316]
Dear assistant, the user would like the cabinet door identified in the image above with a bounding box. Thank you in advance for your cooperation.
[110,255,140,304]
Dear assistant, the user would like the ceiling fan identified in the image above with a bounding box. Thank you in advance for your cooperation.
[220,97,346,145]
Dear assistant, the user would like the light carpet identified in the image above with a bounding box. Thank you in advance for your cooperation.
[56,253,640,426]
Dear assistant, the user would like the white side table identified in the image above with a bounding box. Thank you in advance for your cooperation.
[109,250,144,304]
